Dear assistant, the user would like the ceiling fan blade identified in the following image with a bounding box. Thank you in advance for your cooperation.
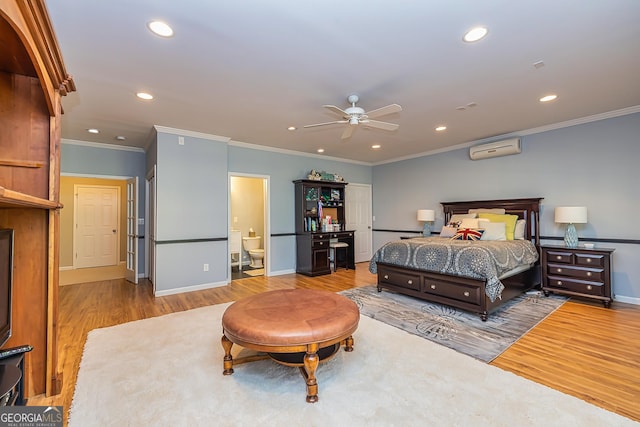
[341,125,357,139]
[361,119,399,131]
[365,103,402,119]
[323,105,349,118]
[303,120,348,128]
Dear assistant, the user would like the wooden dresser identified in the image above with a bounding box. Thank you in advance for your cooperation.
[541,244,614,307]
[0,0,75,397]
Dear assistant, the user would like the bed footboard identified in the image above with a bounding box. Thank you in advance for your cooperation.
[376,262,540,321]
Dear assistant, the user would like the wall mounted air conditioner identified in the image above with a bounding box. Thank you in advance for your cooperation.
[469,138,521,160]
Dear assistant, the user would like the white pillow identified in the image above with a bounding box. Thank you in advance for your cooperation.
[447,213,476,227]
[468,208,506,215]
[514,219,526,240]
[459,218,480,229]
[480,221,507,241]
[439,226,458,238]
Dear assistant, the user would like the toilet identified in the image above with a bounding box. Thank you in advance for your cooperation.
[242,236,264,268]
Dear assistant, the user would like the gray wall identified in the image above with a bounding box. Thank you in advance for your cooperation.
[372,112,640,301]
[152,131,229,293]
[61,141,147,274]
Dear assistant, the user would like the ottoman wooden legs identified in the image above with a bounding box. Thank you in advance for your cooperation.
[221,333,355,403]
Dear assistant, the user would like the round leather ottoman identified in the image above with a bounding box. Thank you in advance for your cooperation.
[221,288,360,403]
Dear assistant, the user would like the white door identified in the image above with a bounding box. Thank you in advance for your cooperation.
[125,177,138,284]
[345,183,373,263]
[75,185,119,268]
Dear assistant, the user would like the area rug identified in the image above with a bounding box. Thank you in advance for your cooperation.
[340,286,567,362]
[69,302,637,426]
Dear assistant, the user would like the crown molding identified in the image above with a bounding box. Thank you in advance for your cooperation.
[62,138,144,153]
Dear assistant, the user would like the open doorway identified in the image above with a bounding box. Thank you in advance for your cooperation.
[229,174,269,280]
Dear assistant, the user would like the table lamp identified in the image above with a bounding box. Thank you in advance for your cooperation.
[417,209,435,236]
[554,206,587,248]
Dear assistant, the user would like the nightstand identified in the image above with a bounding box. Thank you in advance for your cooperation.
[541,244,614,307]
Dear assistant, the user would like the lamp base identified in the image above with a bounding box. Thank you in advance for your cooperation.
[564,223,578,248]
[422,223,431,237]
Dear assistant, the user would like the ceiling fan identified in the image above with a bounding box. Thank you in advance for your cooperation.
[304,95,402,140]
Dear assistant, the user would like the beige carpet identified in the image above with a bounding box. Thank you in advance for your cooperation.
[69,302,638,426]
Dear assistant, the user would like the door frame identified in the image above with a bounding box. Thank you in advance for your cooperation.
[228,172,270,281]
[125,177,139,283]
[345,182,373,263]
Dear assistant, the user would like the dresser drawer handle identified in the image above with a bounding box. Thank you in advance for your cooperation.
[586,285,593,290]
[586,272,592,277]
[556,268,562,273]
[384,275,389,280]
[319,242,323,245]
[556,255,562,260]
[463,291,470,297]
[407,280,413,285]
[430,284,436,290]
[586,258,592,263]
[556,280,563,286]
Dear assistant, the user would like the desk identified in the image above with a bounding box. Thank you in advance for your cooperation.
[295,230,355,276]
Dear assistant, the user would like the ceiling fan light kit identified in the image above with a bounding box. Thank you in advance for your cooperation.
[304,94,402,139]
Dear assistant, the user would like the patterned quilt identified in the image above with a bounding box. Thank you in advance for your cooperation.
[369,237,539,302]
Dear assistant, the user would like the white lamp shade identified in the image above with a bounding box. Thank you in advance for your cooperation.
[555,206,587,224]
[417,209,435,221]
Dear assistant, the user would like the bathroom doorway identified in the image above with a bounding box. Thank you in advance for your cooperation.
[229,174,270,280]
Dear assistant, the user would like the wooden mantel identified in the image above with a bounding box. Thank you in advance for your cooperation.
[0,0,75,397]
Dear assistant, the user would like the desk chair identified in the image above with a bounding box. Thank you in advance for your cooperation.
[329,241,349,272]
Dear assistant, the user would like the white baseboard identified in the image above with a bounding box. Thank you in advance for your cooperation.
[268,268,296,276]
[614,295,640,305]
[154,280,227,297]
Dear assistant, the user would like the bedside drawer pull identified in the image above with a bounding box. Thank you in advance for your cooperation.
[407,280,413,285]
[319,242,323,245]
[463,291,470,297]
[556,280,563,286]
[556,268,562,273]
[586,258,592,263]
[586,285,593,290]
[556,255,562,260]
[430,284,436,290]
[586,272,592,277]
[383,275,389,280]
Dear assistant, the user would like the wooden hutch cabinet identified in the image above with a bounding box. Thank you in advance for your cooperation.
[294,179,354,276]
[0,1,75,397]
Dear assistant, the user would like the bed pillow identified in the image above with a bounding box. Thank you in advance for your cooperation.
[450,228,484,241]
[480,221,507,241]
[446,213,476,228]
[514,219,526,240]
[439,225,458,238]
[468,208,506,215]
[459,218,480,229]
[478,213,519,240]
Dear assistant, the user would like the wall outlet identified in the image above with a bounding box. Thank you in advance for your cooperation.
[203,263,209,272]
[178,136,185,145]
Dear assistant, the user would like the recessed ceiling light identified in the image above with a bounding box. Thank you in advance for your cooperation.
[147,21,174,37]
[371,144,381,149]
[317,148,325,153]
[136,92,154,100]
[115,136,126,141]
[540,94,558,102]
[435,126,447,132]
[87,128,99,134]
[288,126,296,131]
[463,26,488,43]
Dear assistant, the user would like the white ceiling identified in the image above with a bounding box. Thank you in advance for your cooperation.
[47,1,640,164]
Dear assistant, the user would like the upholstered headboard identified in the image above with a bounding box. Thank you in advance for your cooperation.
[441,198,543,246]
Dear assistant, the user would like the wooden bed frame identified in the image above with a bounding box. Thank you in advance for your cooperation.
[376,198,543,321]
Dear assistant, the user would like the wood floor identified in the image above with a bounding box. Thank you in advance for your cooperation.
[29,263,640,423]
